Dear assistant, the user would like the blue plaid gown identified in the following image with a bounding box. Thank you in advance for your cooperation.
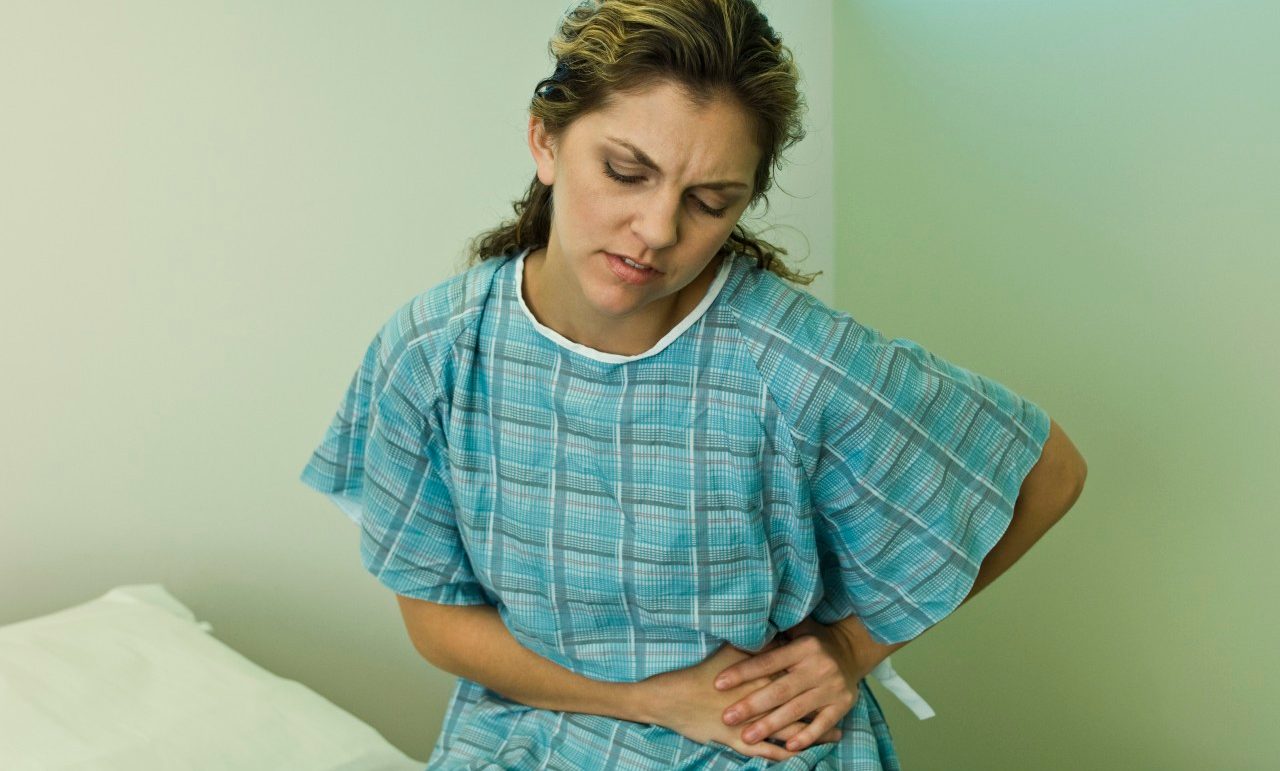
[299,246,1051,769]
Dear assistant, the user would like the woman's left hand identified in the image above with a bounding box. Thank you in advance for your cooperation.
[711,617,880,753]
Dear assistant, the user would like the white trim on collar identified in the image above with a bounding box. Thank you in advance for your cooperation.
[514,246,734,364]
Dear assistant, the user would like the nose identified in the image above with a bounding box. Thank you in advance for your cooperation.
[630,190,681,253]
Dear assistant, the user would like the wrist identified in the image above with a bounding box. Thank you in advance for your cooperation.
[628,676,662,726]
[832,616,900,674]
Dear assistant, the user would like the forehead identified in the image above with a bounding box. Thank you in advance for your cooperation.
[568,81,759,172]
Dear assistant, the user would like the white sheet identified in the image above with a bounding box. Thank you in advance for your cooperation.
[0,584,425,771]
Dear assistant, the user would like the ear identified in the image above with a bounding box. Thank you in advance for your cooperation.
[528,114,557,188]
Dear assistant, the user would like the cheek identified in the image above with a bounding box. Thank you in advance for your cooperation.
[564,175,613,220]
[576,191,630,235]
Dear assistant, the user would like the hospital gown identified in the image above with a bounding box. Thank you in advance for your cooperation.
[299,246,1051,769]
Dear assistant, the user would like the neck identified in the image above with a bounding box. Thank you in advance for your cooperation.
[522,249,723,356]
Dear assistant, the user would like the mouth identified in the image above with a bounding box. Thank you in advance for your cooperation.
[605,251,662,284]
[606,252,661,273]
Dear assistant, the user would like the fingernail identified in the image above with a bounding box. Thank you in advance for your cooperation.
[744,728,761,742]
[714,676,730,689]
[724,709,739,724]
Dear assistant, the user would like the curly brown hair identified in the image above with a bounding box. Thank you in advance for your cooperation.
[464,0,818,285]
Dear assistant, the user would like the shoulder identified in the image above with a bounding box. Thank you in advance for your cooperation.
[721,253,901,440]
[721,257,876,365]
[374,255,508,397]
[721,258,880,415]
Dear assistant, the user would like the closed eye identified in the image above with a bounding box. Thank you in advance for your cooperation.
[602,162,728,219]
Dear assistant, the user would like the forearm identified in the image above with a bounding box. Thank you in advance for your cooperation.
[402,602,650,724]
[833,488,1076,664]
[958,470,1084,610]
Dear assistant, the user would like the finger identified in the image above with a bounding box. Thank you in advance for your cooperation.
[740,694,820,745]
[721,674,778,725]
[773,722,834,737]
[769,723,807,742]
[769,722,843,746]
[788,712,843,742]
[722,675,798,726]
[714,638,800,691]
[733,737,798,763]
[779,706,845,752]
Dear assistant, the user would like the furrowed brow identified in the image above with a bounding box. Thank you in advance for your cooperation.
[606,136,750,191]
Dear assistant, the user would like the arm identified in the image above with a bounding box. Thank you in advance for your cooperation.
[395,596,656,724]
[399,597,842,759]
[833,417,1088,663]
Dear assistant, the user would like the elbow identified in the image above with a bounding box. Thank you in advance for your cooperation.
[1059,446,1087,516]
[396,594,456,671]
[406,629,447,670]
[1066,431,1088,502]
[1025,418,1087,518]
[1065,459,1087,513]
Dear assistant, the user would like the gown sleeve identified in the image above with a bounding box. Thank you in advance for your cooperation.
[807,325,1051,645]
[298,307,488,606]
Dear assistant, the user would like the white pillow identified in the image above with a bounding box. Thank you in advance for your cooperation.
[0,584,424,771]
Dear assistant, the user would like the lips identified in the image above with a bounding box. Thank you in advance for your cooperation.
[605,251,663,285]
[608,252,660,272]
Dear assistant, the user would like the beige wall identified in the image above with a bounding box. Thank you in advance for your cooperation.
[0,0,834,762]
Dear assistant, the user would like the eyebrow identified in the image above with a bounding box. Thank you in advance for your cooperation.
[605,135,750,191]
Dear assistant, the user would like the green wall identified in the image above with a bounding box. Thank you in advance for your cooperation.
[832,2,1279,768]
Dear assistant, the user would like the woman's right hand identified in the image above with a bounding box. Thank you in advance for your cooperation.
[636,639,844,762]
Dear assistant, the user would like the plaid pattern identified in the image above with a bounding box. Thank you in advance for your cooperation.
[299,247,1050,769]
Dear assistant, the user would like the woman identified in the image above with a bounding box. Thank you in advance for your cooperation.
[299,1,1087,768]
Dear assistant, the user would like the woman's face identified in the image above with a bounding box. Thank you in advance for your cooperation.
[527,79,760,349]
